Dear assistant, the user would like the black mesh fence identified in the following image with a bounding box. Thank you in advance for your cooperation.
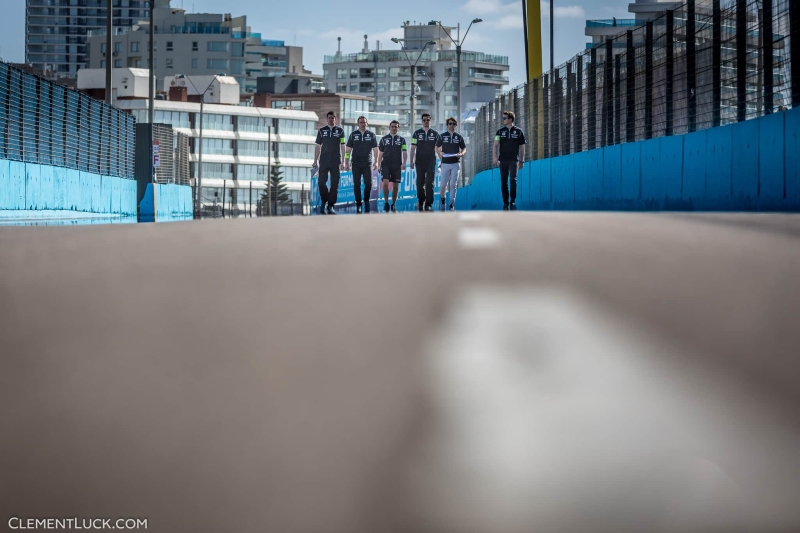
[471,0,797,176]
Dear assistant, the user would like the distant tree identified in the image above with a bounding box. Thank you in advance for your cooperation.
[259,161,291,215]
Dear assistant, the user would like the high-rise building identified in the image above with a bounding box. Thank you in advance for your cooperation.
[84,7,316,94]
[322,23,509,132]
[25,0,169,78]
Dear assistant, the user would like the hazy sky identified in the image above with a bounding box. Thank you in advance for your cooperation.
[1,0,632,88]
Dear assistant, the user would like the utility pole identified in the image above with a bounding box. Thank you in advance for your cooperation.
[148,0,155,186]
[105,0,112,104]
[392,37,435,133]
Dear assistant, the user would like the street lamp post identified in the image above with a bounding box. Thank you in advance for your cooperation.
[177,73,225,217]
[392,38,435,133]
[432,19,482,125]
[420,69,453,131]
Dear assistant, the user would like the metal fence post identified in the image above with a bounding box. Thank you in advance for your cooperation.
[614,54,622,145]
[626,30,636,143]
[763,0,774,114]
[688,0,697,132]
[566,62,573,155]
[588,48,597,150]
[553,71,561,157]
[736,0,747,121]
[712,0,722,127]
[604,40,613,147]
[666,10,675,135]
[575,55,583,153]
[543,73,550,157]
[646,21,654,138]
[793,0,800,107]
[532,78,539,160]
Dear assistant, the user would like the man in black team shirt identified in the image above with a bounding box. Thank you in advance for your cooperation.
[313,111,345,215]
[344,116,379,214]
[493,110,526,210]
[376,119,407,212]
[436,116,467,211]
[409,113,440,211]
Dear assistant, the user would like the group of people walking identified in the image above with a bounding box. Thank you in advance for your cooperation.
[312,109,526,214]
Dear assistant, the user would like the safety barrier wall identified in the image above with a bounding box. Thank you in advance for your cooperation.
[138,183,194,221]
[455,106,800,211]
[0,159,137,215]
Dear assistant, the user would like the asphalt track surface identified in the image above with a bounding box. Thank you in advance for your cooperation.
[1,212,800,533]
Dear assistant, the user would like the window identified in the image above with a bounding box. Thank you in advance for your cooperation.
[165,58,173,69]
[100,42,106,54]
[238,141,270,157]
[198,138,233,155]
[323,70,329,80]
[197,163,232,180]
[444,95,458,106]
[238,116,272,133]
[166,41,173,51]
[336,69,347,79]
[201,114,233,131]
[236,164,268,180]
[444,81,457,92]
[153,110,190,129]
[230,59,245,75]
[191,58,198,70]
[388,95,406,105]
[114,59,121,68]
[271,100,304,110]
[130,41,139,53]
[231,42,244,57]
[100,60,106,68]
[349,68,358,79]
[207,41,228,52]
[376,68,386,78]
[336,82,347,92]
[376,97,386,107]
[192,41,198,51]
[389,81,411,92]
[207,58,228,70]
[389,67,400,78]
[376,82,386,92]
[276,119,316,135]
[359,82,374,92]
[114,42,121,53]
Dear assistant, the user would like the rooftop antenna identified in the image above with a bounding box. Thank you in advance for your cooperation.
[362,34,369,53]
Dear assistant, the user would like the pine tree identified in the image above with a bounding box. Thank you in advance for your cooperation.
[260,162,291,215]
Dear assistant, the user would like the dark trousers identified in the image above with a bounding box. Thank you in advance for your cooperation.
[499,161,518,205]
[318,163,340,206]
[415,159,436,207]
[352,162,372,206]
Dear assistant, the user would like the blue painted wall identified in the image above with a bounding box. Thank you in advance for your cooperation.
[456,107,800,212]
[0,160,137,215]
[138,183,194,221]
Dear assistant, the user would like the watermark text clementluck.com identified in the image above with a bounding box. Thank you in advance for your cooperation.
[8,518,147,530]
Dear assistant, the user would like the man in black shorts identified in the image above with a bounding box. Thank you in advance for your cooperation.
[345,116,379,214]
[409,112,441,211]
[312,111,345,215]
[493,110,526,210]
[376,120,407,212]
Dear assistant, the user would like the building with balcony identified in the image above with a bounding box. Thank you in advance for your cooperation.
[84,6,316,94]
[25,0,168,78]
[322,24,509,131]
[77,68,319,212]
[585,0,682,48]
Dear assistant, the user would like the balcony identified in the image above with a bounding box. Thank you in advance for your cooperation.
[341,110,399,125]
[470,72,509,83]
[586,19,638,28]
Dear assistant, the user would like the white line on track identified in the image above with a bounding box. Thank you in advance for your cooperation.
[457,227,498,249]
[458,213,482,222]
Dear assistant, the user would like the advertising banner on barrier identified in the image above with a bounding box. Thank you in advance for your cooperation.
[311,167,447,213]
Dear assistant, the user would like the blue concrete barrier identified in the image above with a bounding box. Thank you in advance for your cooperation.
[459,107,800,212]
[138,182,194,222]
[0,160,137,216]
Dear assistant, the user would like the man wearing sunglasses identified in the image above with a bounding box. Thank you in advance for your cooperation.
[409,113,441,211]
[435,117,467,211]
[345,116,379,214]
[376,120,407,212]
[313,111,346,215]
[493,110,526,210]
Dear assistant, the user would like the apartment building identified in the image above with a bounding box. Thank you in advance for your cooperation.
[25,0,169,78]
[84,6,315,94]
[322,23,509,131]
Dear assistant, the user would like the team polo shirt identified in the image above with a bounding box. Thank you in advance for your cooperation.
[411,128,440,161]
[315,125,345,165]
[495,125,527,162]
[436,131,466,164]
[378,134,407,168]
[346,128,378,164]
